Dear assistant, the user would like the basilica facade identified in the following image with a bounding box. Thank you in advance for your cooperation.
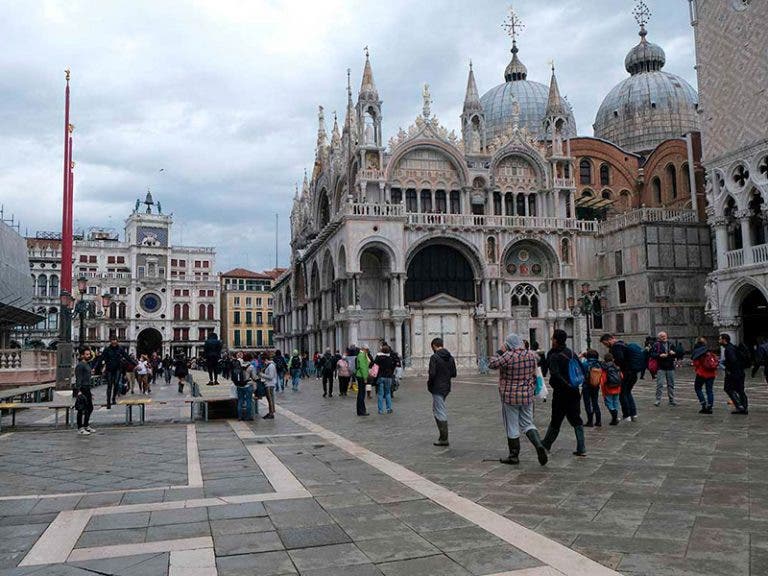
[273,8,713,371]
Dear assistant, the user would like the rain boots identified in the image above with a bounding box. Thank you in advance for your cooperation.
[609,409,619,425]
[433,419,449,447]
[573,425,587,457]
[525,429,548,466]
[500,437,520,465]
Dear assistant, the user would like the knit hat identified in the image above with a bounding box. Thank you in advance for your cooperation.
[504,333,522,350]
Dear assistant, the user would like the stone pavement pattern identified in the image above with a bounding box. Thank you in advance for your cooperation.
[0,368,766,575]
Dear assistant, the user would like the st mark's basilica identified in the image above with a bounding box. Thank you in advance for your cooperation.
[273,5,715,371]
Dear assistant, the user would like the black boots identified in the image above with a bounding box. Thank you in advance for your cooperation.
[433,419,449,446]
[542,426,559,451]
[573,425,587,457]
[500,437,520,465]
[585,414,594,427]
[525,429,548,466]
[609,410,619,425]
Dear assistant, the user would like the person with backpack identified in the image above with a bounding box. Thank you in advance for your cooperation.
[490,333,548,465]
[98,336,131,409]
[601,353,623,425]
[579,349,602,427]
[599,333,640,422]
[691,337,718,414]
[320,348,336,398]
[651,331,677,407]
[288,350,302,391]
[541,329,586,457]
[74,348,96,435]
[337,352,352,396]
[373,343,396,414]
[427,337,457,447]
[272,350,288,393]
[719,333,748,415]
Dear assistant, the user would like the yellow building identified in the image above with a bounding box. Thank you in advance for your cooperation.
[220,268,284,351]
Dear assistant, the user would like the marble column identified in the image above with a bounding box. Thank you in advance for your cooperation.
[739,212,754,264]
[394,321,403,357]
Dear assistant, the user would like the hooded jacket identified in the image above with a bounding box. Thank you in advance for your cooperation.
[427,348,457,396]
[203,336,222,358]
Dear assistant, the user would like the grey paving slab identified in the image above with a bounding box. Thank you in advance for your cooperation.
[149,507,208,526]
[420,526,507,552]
[269,508,335,529]
[207,501,268,520]
[302,564,383,576]
[447,544,543,574]
[214,531,285,556]
[85,512,151,531]
[211,514,274,536]
[377,554,472,576]
[288,543,370,571]
[145,520,211,542]
[76,528,146,549]
[354,533,440,563]
[277,524,351,550]
[216,550,297,576]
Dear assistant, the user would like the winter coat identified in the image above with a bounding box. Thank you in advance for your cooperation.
[74,360,93,390]
[722,342,745,378]
[100,344,129,372]
[174,358,189,378]
[203,336,222,358]
[691,343,717,379]
[320,353,335,376]
[355,350,371,380]
[651,341,676,371]
[427,348,457,397]
[544,344,580,397]
[373,352,396,378]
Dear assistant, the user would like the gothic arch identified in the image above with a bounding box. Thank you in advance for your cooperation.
[721,277,768,320]
[309,261,321,300]
[321,250,335,290]
[405,233,484,280]
[385,140,469,187]
[337,244,348,277]
[315,188,331,230]
[355,237,400,273]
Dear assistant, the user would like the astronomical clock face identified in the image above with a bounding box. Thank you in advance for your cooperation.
[137,226,168,247]
[140,293,162,313]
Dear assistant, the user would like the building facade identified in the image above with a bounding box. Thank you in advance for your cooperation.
[13,193,220,357]
[690,0,768,346]
[271,7,714,370]
[220,268,283,352]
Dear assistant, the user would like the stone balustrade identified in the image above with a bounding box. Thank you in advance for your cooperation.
[0,349,57,389]
[597,207,698,235]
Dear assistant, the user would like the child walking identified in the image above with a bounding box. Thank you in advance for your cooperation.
[602,353,623,425]
[580,349,603,427]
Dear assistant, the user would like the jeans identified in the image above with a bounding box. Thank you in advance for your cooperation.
[582,385,601,424]
[322,373,334,396]
[377,377,393,413]
[290,369,301,391]
[236,385,254,420]
[604,393,620,411]
[105,369,121,406]
[206,356,219,382]
[276,370,285,392]
[432,393,447,421]
[656,369,676,402]
[694,375,714,408]
[356,377,367,415]
[501,402,535,439]
[76,388,93,428]
[619,371,638,418]
[164,368,172,384]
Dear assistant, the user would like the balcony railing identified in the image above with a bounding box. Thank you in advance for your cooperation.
[597,208,698,235]
[344,203,405,217]
[406,212,597,232]
[725,249,744,268]
[553,177,575,188]
[0,349,57,389]
[753,244,768,265]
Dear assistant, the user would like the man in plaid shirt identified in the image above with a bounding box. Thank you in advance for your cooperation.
[489,333,548,466]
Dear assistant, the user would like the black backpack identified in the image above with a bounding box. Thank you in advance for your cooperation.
[736,343,753,369]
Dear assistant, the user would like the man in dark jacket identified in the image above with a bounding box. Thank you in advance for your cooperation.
[542,329,586,457]
[98,337,130,409]
[650,331,677,406]
[320,348,336,397]
[427,337,457,447]
[599,333,638,422]
[719,333,748,414]
[203,333,223,385]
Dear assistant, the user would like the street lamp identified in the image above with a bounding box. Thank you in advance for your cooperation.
[55,289,75,389]
[72,275,111,350]
[568,283,604,350]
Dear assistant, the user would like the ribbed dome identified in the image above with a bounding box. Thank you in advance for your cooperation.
[594,29,699,154]
[481,80,576,142]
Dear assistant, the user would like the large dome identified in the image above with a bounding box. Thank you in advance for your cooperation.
[481,80,577,142]
[480,45,576,142]
[593,28,699,154]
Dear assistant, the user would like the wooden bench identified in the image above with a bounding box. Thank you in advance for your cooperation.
[0,383,56,404]
[0,401,73,432]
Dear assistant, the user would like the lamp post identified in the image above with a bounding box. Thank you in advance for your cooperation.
[568,282,604,351]
[55,290,74,390]
[72,275,111,351]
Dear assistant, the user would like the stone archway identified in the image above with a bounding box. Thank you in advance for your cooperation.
[741,288,768,347]
[137,328,163,357]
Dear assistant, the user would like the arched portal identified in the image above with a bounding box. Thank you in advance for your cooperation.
[405,245,475,303]
[741,288,768,347]
[137,328,163,357]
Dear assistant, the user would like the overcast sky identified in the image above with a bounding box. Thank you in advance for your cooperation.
[0,0,696,273]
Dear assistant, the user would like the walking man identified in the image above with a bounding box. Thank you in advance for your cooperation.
[720,333,748,415]
[542,329,586,457]
[320,348,336,397]
[260,353,277,419]
[489,334,548,465]
[427,338,456,447]
[599,333,638,422]
[75,348,96,435]
[203,332,223,385]
[651,331,677,406]
[98,336,130,409]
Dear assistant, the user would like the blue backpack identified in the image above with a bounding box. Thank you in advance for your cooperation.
[567,356,585,389]
[626,343,646,373]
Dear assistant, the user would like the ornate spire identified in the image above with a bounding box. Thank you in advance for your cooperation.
[316,105,328,152]
[633,1,651,40]
[359,46,378,100]
[422,84,432,119]
[463,60,482,113]
[545,62,566,118]
[502,8,527,82]
[331,110,341,149]
[343,68,355,132]
[625,1,665,74]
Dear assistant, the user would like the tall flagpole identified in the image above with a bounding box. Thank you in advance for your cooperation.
[275,213,278,269]
[61,69,72,293]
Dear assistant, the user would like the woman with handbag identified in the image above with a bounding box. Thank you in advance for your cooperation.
[372,344,396,415]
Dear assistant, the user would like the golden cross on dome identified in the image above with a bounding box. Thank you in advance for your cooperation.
[502,7,525,45]
[633,1,652,29]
